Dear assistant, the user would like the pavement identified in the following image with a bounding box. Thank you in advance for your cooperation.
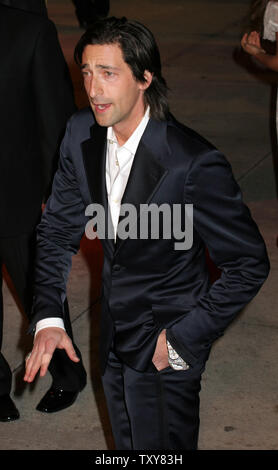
[1,0,278,451]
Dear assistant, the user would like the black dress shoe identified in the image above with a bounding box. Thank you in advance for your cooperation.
[36,386,80,413]
[0,394,20,422]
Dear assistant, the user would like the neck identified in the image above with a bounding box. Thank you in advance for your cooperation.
[113,120,142,146]
[113,103,147,146]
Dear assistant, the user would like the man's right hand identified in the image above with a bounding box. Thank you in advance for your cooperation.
[24,327,80,383]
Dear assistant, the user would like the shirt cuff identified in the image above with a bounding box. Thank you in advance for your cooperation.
[35,318,66,337]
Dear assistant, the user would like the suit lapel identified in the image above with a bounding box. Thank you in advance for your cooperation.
[82,123,115,255]
[82,123,107,207]
[114,119,169,254]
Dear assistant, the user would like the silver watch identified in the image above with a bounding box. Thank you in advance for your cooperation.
[166,340,190,371]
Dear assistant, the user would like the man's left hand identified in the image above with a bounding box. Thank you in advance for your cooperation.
[152,329,169,371]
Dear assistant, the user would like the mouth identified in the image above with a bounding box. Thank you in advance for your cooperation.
[92,102,112,113]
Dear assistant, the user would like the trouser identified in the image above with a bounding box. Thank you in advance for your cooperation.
[0,231,86,396]
[102,349,204,450]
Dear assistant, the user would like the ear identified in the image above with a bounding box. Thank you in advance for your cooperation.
[139,70,153,91]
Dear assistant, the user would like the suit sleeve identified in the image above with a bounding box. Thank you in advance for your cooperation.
[167,149,270,366]
[28,118,87,333]
[32,19,77,199]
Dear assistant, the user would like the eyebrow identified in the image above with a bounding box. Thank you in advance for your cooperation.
[81,63,120,71]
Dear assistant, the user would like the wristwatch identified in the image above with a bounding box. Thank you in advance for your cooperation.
[166,340,190,371]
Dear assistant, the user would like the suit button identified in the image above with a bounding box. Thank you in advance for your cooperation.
[113,264,121,272]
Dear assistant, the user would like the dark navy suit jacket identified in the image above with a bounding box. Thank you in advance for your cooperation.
[29,107,270,374]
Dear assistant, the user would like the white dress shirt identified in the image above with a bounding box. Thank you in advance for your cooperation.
[106,106,150,239]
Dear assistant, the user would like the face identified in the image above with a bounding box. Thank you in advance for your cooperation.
[81,43,152,143]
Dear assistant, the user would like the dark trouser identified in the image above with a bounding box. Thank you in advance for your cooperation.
[0,232,86,397]
[102,350,204,450]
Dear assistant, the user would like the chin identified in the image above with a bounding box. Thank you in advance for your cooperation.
[94,115,110,127]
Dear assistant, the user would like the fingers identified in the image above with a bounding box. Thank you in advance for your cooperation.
[244,31,261,47]
[241,33,247,43]
[62,337,80,363]
[152,329,169,371]
[254,33,261,47]
[23,328,79,384]
[40,337,57,377]
[24,336,57,383]
[249,34,259,46]
[241,33,249,50]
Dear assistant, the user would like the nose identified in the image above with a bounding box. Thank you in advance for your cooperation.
[87,75,103,99]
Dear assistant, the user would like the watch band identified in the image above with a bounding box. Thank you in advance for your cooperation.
[166,340,190,371]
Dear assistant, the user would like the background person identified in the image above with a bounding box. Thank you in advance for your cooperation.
[241,1,278,135]
[0,3,86,422]
[72,0,110,28]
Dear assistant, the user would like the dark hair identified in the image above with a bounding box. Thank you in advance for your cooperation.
[74,16,169,121]
[242,0,270,34]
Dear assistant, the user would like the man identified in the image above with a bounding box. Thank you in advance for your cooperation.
[24,17,269,449]
[0,4,86,422]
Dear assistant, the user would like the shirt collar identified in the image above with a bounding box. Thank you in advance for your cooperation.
[107,106,150,155]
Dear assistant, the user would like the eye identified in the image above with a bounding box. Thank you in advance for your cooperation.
[104,70,114,78]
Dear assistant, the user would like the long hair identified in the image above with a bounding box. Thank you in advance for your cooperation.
[242,0,271,34]
[74,16,169,121]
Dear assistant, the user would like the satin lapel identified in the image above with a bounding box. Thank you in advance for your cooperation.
[82,123,114,255]
[114,119,169,255]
